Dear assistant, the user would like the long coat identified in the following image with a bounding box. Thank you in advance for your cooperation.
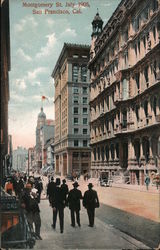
[83,189,99,209]
[67,188,82,211]
[51,186,66,208]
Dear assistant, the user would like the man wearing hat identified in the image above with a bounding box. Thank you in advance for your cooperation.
[83,183,99,227]
[67,181,82,227]
[51,178,66,233]
[61,179,69,201]
[47,176,56,204]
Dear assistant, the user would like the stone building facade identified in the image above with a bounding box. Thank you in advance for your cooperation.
[52,43,91,176]
[1,0,10,178]
[88,0,160,184]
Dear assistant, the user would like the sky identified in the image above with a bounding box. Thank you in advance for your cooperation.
[9,0,121,150]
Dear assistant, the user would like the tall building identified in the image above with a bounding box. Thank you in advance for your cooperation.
[88,0,160,184]
[40,119,55,168]
[35,107,46,169]
[52,43,91,176]
[12,147,28,172]
[1,0,10,178]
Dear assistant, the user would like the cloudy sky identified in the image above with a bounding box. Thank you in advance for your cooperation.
[9,0,121,150]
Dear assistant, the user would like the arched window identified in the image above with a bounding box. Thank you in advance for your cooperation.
[101,147,104,161]
[93,148,96,161]
[97,147,100,160]
[153,97,157,115]
[105,146,109,162]
[111,144,115,160]
[144,100,148,117]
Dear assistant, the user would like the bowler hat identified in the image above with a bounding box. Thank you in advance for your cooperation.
[51,177,54,181]
[88,183,93,188]
[73,181,79,187]
[62,179,66,183]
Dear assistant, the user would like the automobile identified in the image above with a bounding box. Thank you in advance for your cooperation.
[100,178,113,187]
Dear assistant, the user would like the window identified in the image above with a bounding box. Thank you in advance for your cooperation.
[144,66,149,83]
[143,36,146,49]
[122,110,127,129]
[138,40,140,53]
[73,87,79,94]
[74,117,79,124]
[105,146,109,161]
[144,100,148,117]
[101,147,104,161]
[74,140,79,147]
[83,118,87,125]
[135,72,140,90]
[94,148,96,161]
[153,26,156,41]
[81,65,87,82]
[153,97,157,115]
[97,147,100,160]
[83,97,87,104]
[74,107,79,114]
[83,107,88,114]
[134,44,137,56]
[72,65,79,82]
[83,87,87,94]
[74,128,79,134]
[73,96,79,104]
[111,144,115,160]
[83,140,87,147]
[136,105,140,121]
[83,129,87,135]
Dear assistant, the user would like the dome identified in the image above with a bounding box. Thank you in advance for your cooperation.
[93,12,103,22]
[38,107,46,119]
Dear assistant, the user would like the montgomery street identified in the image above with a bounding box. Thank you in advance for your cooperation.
[33,177,160,250]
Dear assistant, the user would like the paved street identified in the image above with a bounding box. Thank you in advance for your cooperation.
[34,177,160,249]
[34,200,150,250]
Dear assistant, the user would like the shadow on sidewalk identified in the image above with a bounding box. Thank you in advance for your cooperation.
[96,203,160,249]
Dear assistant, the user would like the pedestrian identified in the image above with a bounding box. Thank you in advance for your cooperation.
[51,178,66,233]
[67,181,82,227]
[47,176,56,204]
[61,179,69,201]
[29,188,42,240]
[145,175,150,190]
[34,177,43,203]
[83,183,99,227]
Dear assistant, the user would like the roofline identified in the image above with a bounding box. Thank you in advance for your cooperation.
[51,43,90,78]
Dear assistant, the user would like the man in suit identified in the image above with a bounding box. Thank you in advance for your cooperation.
[47,176,56,204]
[83,183,99,227]
[67,181,82,227]
[51,178,66,233]
[61,179,69,201]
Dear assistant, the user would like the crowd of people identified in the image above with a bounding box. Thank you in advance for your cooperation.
[2,172,100,239]
[2,173,44,240]
[47,177,99,234]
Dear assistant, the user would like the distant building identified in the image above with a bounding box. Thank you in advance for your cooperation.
[43,138,54,169]
[28,147,34,174]
[40,119,55,168]
[52,43,91,176]
[12,147,28,172]
[35,107,46,170]
[1,0,10,178]
[8,135,13,172]
[89,1,160,184]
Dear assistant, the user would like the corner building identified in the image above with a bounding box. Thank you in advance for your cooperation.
[52,43,91,176]
[89,0,160,184]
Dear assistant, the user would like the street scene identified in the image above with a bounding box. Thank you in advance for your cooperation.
[1,0,160,249]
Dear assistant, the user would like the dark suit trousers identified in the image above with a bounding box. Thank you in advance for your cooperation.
[70,209,80,226]
[53,207,64,231]
[87,208,95,226]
